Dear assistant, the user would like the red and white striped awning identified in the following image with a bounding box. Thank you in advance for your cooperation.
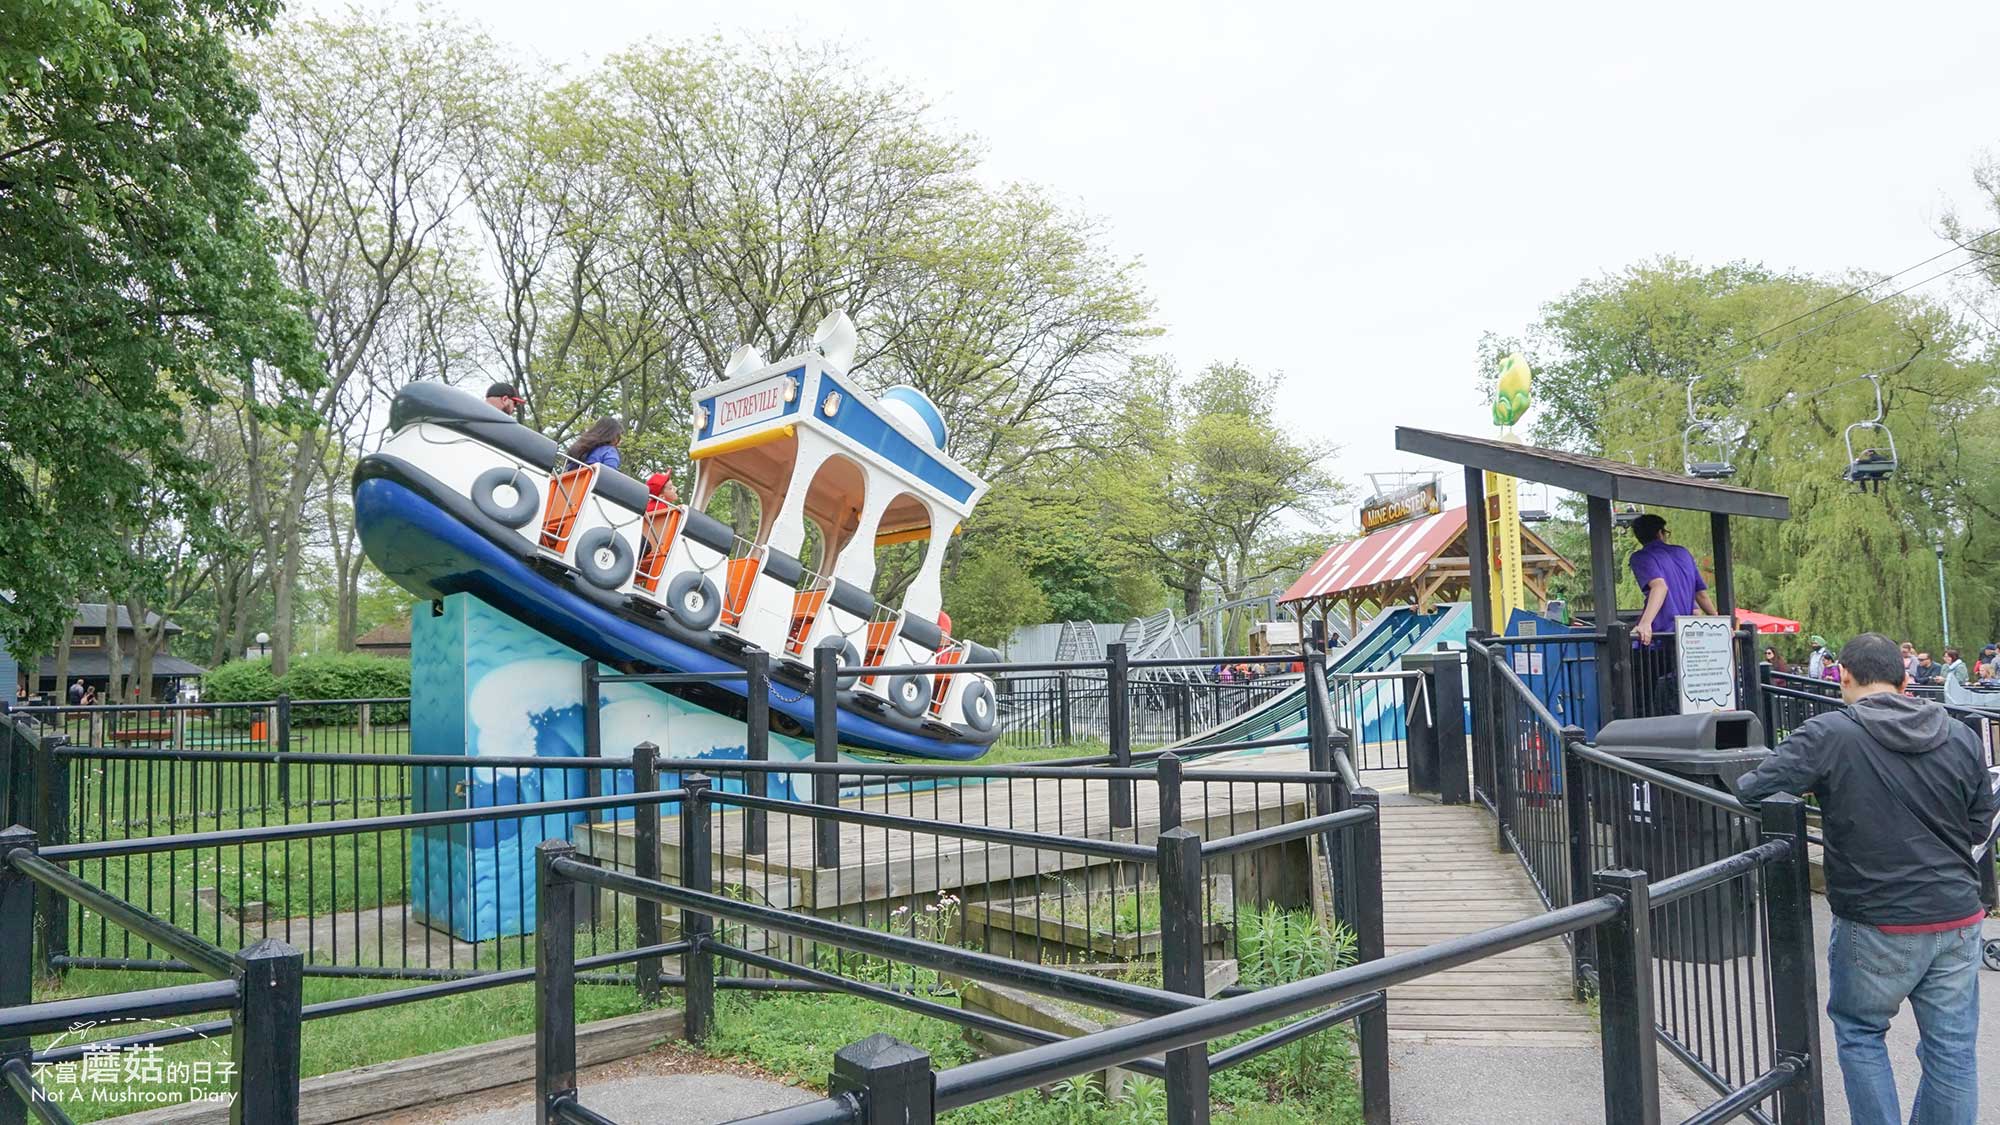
[1281,506,1469,605]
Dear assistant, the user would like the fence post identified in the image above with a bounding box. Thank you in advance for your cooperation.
[1054,672,1072,745]
[535,840,578,1125]
[1560,727,1596,998]
[1756,662,1778,742]
[1432,650,1469,804]
[31,735,68,979]
[1345,789,1390,1124]
[1155,826,1210,1125]
[273,693,292,809]
[830,1034,935,1125]
[1759,795,1825,1125]
[1591,869,1660,1125]
[233,937,303,1125]
[744,647,770,855]
[1603,621,1633,723]
[681,774,715,1044]
[1304,650,1330,776]
[1107,643,1134,829]
[578,662,603,822]
[812,641,842,868]
[1734,625,1762,716]
[632,741,662,1007]
[1157,752,1183,831]
[1,827,34,1125]
[357,701,372,746]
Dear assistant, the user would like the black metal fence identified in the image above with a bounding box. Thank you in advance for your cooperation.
[1467,638,1826,1124]
[1,824,305,1123]
[994,662,1295,752]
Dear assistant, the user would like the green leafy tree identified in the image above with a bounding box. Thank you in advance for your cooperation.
[1493,258,2000,646]
[940,549,1050,647]
[0,0,314,661]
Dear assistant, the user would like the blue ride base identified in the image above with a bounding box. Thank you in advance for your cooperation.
[409,592,821,942]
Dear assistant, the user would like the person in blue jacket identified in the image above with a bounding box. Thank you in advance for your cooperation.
[564,416,625,471]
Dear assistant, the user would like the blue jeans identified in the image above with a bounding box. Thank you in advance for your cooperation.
[1827,914,1982,1125]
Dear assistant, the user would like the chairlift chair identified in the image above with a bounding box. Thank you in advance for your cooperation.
[1518,482,1553,523]
[1841,375,1897,493]
[1612,505,1643,529]
[1682,378,1736,479]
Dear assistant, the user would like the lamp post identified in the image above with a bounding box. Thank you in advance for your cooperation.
[1933,540,1950,648]
[255,631,270,659]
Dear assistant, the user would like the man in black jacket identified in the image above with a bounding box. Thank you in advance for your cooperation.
[1737,633,1998,1125]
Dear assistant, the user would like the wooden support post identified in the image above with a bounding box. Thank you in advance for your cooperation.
[812,641,841,868]
[0,827,34,1125]
[632,741,661,1007]
[578,661,602,819]
[1157,752,1183,832]
[681,774,715,1044]
[744,648,770,855]
[1709,511,1735,620]
[1463,467,1493,635]
[1587,496,1626,722]
[1155,827,1210,1125]
[31,735,67,978]
[1592,869,1659,1125]
[1760,796,1826,1125]
[831,1034,934,1125]
[1561,728,1595,997]
[534,841,577,1125]
[1107,643,1133,829]
[233,938,304,1125]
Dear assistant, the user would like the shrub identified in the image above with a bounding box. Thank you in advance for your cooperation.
[199,654,410,726]
[283,654,411,725]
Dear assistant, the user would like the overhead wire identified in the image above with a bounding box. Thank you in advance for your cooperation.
[1588,238,1998,424]
[1598,256,1989,444]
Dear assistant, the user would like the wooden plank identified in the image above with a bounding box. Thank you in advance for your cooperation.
[110,1008,685,1124]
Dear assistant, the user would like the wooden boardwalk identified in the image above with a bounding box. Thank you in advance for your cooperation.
[1374,789,1598,1047]
[574,751,1595,1047]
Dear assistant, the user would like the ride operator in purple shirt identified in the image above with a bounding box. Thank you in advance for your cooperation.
[1629,513,1718,646]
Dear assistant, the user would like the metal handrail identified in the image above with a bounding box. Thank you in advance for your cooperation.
[1571,745,1751,816]
[1199,806,1376,860]
[41,788,690,862]
[710,790,1156,863]
[930,893,1624,1109]
[549,857,1199,1019]
[1647,840,1791,907]
[1468,639,1570,737]
[6,850,236,978]
[0,979,237,1040]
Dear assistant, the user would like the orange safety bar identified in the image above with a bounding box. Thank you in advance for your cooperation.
[539,465,599,554]
[786,588,830,655]
[927,645,966,717]
[633,506,685,594]
[720,556,761,628]
[859,620,899,688]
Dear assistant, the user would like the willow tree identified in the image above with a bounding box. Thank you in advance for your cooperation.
[1493,258,2000,646]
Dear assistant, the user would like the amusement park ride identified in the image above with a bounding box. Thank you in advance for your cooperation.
[354,311,1002,762]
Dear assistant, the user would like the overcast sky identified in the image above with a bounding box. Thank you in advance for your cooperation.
[311,0,2000,515]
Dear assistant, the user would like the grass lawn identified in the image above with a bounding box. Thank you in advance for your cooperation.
[29,961,660,1123]
[703,905,1361,1124]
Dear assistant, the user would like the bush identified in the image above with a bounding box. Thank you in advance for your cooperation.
[282,654,411,725]
[200,654,410,726]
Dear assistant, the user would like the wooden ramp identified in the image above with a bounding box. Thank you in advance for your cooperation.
[1376,793,1599,1047]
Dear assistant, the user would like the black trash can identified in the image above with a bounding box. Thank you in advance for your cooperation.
[1594,712,1769,962]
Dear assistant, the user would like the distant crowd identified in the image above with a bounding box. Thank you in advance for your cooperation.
[1765,636,2000,688]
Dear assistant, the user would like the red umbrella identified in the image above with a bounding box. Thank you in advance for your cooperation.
[1735,609,1801,634]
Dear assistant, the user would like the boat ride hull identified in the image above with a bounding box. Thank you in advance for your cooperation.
[353,455,997,760]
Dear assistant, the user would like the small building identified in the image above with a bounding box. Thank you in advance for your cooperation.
[355,621,413,658]
[29,604,207,702]
[1280,504,1573,639]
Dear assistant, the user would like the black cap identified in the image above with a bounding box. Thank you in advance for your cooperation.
[485,381,521,400]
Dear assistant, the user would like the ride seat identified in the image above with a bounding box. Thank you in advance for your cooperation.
[787,588,830,655]
[928,645,965,717]
[633,506,685,594]
[721,557,761,627]
[859,619,900,688]
[539,465,599,554]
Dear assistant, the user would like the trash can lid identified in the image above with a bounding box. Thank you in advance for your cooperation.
[1595,710,1765,753]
